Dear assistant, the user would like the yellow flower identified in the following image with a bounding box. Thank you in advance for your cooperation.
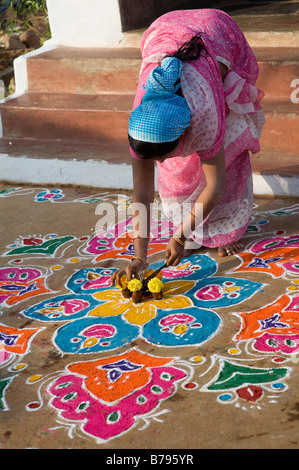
[127,278,143,292]
[148,277,163,293]
[90,280,195,326]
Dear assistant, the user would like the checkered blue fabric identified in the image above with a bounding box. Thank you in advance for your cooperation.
[128,57,191,143]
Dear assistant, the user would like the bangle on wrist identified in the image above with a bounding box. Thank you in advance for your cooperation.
[131,256,149,268]
[173,235,185,247]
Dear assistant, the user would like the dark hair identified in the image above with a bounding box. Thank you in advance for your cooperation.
[129,134,180,159]
[129,33,206,160]
[172,33,206,62]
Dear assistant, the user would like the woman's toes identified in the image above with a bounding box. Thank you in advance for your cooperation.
[218,244,242,257]
[232,243,242,254]
[218,246,227,257]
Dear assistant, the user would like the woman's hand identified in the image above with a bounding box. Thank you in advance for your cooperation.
[110,260,146,287]
[165,237,185,266]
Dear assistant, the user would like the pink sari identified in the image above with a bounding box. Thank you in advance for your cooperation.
[131,9,265,248]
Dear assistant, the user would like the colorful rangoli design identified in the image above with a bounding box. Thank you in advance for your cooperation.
[1,189,299,445]
[22,255,261,353]
[0,267,51,306]
[48,349,187,442]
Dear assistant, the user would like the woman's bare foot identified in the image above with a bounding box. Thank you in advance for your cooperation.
[218,243,242,257]
[183,242,242,258]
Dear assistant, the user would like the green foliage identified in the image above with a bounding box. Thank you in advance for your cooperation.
[0,1,12,7]
[9,0,47,19]
[2,0,51,45]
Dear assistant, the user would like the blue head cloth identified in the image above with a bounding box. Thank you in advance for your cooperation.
[128,57,191,143]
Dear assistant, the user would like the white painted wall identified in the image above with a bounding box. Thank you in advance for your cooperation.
[46,0,123,47]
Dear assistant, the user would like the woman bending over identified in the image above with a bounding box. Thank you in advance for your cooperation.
[111,9,265,286]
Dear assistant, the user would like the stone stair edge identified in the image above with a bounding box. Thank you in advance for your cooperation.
[0,91,135,111]
[26,44,299,62]
[0,149,298,184]
[26,46,142,60]
[119,31,299,49]
[2,91,297,112]
[0,136,298,169]
[0,137,131,161]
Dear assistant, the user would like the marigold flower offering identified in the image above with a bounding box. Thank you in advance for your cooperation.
[127,278,143,292]
[148,277,164,293]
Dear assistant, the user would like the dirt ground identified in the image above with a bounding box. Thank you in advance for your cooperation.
[0,182,299,451]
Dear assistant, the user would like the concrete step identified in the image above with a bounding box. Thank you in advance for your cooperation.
[26,47,141,95]
[1,92,298,157]
[1,92,134,144]
[0,136,298,197]
[250,151,299,176]
[25,46,299,100]
[255,47,299,100]
[0,136,298,177]
[230,9,299,48]
[0,137,131,164]
[120,7,299,49]
[259,98,299,156]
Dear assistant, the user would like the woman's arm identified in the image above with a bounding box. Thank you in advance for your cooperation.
[131,155,156,257]
[111,156,155,285]
[166,146,226,265]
